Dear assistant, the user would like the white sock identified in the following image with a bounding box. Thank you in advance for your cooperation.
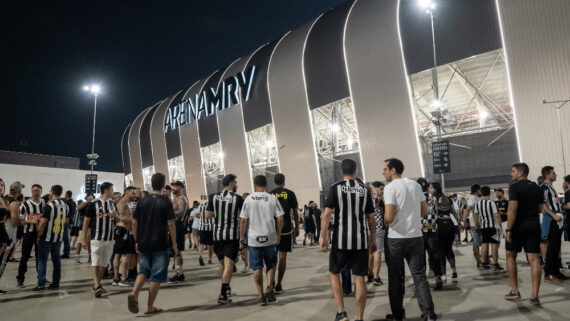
[176,265,183,274]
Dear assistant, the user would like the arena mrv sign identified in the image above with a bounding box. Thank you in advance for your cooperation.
[164,65,256,133]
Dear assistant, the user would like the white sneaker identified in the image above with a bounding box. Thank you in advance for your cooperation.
[241,267,249,274]
[441,275,447,283]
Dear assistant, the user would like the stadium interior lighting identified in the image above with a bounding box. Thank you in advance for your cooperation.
[83,84,101,96]
[479,110,490,120]
[218,151,225,159]
[331,123,341,132]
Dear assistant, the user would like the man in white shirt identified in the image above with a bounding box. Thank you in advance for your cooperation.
[383,158,436,321]
[464,184,483,268]
[239,175,284,306]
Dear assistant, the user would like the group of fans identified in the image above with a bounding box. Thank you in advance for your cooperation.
[0,158,569,321]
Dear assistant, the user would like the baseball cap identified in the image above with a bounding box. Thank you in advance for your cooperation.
[172,181,185,188]
[9,181,25,193]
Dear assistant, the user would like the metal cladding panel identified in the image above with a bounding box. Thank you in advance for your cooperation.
[242,42,278,132]
[268,22,321,205]
[198,69,225,148]
[497,0,570,187]
[399,0,502,74]
[345,0,423,181]
[121,123,132,174]
[180,121,206,202]
[140,103,160,168]
[180,79,209,201]
[304,0,354,109]
[164,91,185,159]
[217,57,254,195]
[150,97,173,181]
[128,107,151,188]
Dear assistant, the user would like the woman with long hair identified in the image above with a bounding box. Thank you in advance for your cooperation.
[429,182,459,284]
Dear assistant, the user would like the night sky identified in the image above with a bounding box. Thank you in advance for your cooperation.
[1,0,346,173]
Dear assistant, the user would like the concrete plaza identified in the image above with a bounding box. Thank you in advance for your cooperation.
[1,237,569,321]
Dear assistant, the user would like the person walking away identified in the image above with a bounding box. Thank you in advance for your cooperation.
[128,173,177,315]
[61,191,76,258]
[34,185,69,291]
[418,178,442,290]
[474,186,503,271]
[505,163,544,305]
[75,193,93,264]
[320,159,376,321]
[239,175,284,305]
[383,158,436,321]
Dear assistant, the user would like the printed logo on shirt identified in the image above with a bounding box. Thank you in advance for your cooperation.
[272,192,288,200]
[340,185,366,196]
[251,195,269,202]
[214,194,234,203]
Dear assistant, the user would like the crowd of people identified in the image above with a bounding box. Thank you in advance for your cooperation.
[0,158,569,321]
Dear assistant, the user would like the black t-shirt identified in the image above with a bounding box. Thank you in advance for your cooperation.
[270,187,298,234]
[564,190,570,219]
[133,193,175,253]
[508,180,544,229]
[495,199,509,222]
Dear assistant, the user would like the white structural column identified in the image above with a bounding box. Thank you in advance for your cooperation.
[128,107,152,188]
[216,57,254,195]
[345,0,424,181]
[150,97,174,182]
[268,22,321,205]
[179,80,208,202]
[497,0,570,188]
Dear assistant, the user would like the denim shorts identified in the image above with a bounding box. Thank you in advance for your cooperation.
[472,230,482,247]
[138,250,169,282]
[541,212,552,241]
[249,245,277,270]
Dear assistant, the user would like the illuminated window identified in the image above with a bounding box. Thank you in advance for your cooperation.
[168,156,185,182]
[200,142,224,195]
[142,166,154,192]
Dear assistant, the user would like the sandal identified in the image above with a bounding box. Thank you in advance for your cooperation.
[127,294,139,314]
[144,307,163,315]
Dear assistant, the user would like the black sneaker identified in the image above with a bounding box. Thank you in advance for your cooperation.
[233,265,237,273]
[367,274,374,283]
[112,279,120,286]
[208,259,213,264]
[504,290,521,300]
[94,286,104,298]
[168,274,181,284]
[199,257,205,266]
[274,284,283,293]
[0,289,6,295]
[218,293,231,304]
[48,284,59,290]
[451,272,458,283]
[434,277,443,290]
[529,297,541,306]
[373,278,384,286]
[258,295,268,306]
[17,280,24,288]
[335,311,349,321]
[33,285,46,292]
[266,285,276,303]
[423,311,438,321]
[493,264,504,271]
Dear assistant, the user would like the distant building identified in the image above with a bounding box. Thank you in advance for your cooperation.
[0,150,80,170]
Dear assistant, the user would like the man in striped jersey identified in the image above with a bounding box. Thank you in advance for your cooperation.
[320,159,376,321]
[474,186,503,270]
[82,182,118,297]
[34,185,68,291]
[197,202,214,266]
[205,174,244,304]
[16,184,44,288]
[540,166,565,283]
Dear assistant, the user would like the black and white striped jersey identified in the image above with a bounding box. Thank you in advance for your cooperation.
[198,203,213,231]
[86,198,117,241]
[20,199,45,234]
[206,191,244,241]
[324,179,375,250]
[41,199,69,243]
[541,183,561,214]
[475,199,498,229]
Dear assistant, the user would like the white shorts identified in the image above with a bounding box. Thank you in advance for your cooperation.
[90,240,114,267]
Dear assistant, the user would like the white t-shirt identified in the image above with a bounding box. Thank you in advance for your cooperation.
[240,192,284,247]
[384,177,425,239]
[191,207,201,229]
[467,195,480,223]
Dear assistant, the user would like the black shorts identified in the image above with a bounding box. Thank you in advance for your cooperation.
[199,230,214,246]
[175,220,185,251]
[70,226,81,237]
[113,227,136,254]
[329,247,369,276]
[277,233,293,252]
[214,240,239,261]
[506,222,541,254]
[16,226,24,239]
[481,228,500,244]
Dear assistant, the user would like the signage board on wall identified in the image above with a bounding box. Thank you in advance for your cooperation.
[85,174,98,194]
[432,140,451,174]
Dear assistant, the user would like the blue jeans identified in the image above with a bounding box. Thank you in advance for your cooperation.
[541,212,552,241]
[38,241,62,287]
[249,245,277,270]
[139,250,169,283]
[62,224,71,256]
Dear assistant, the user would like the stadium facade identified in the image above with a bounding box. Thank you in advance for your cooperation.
[122,0,570,204]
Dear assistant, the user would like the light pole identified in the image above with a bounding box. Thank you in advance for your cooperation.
[83,84,101,173]
[542,97,570,176]
[419,0,445,190]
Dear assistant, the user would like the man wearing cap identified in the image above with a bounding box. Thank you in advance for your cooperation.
[168,181,188,283]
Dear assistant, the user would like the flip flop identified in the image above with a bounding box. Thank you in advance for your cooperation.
[128,294,139,314]
[144,307,163,315]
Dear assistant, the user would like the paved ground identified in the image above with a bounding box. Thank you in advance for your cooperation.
[1,236,569,321]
